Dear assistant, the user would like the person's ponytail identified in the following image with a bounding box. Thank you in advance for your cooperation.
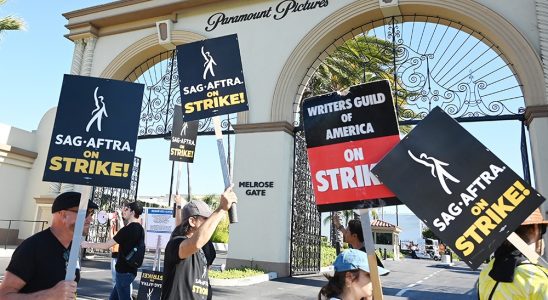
[318,272,346,299]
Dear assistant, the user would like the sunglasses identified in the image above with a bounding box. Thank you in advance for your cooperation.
[65,209,95,217]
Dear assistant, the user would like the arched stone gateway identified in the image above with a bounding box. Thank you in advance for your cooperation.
[52,0,547,277]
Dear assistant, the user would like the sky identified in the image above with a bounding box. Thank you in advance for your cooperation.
[0,0,229,198]
[0,1,533,210]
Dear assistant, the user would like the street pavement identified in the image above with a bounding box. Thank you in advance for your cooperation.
[0,248,480,299]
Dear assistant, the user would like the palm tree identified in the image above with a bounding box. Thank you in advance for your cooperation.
[0,0,25,34]
[304,34,415,133]
[322,210,354,227]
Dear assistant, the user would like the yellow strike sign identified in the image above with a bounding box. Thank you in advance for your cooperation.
[48,150,130,177]
[184,92,245,113]
[455,180,530,256]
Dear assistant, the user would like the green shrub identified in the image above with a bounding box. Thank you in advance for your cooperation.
[211,211,229,243]
[209,267,266,279]
[321,244,337,267]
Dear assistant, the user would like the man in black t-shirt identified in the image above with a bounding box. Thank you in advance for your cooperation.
[82,201,144,300]
[0,192,98,299]
[161,186,237,300]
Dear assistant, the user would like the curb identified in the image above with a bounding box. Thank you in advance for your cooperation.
[210,272,277,287]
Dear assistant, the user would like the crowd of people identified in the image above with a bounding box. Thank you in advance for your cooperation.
[0,189,545,299]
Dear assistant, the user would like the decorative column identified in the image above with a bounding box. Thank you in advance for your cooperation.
[535,0,548,260]
[49,39,86,195]
[59,36,97,194]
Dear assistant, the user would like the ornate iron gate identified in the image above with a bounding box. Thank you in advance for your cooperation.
[289,15,529,275]
[87,157,141,251]
[289,129,321,276]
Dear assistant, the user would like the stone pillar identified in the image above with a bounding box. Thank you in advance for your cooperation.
[526,106,548,260]
[226,122,294,277]
[59,36,97,194]
[49,38,86,195]
[535,0,548,260]
[81,37,97,76]
[70,39,85,75]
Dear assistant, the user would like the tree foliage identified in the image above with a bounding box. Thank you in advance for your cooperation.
[0,0,25,33]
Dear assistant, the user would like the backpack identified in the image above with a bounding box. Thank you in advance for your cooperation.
[124,227,145,268]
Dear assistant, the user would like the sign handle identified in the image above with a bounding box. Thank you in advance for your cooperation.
[359,209,383,300]
[213,116,238,223]
[65,185,92,281]
[153,235,162,271]
[507,232,548,268]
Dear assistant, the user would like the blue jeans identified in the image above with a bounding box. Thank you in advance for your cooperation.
[111,258,117,287]
[109,272,135,300]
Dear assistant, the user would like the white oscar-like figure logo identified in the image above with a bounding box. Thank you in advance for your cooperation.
[85,87,108,132]
[201,46,217,80]
[408,150,460,195]
[147,288,153,300]
[180,122,188,136]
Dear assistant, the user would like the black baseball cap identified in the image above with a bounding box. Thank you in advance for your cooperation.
[51,192,99,213]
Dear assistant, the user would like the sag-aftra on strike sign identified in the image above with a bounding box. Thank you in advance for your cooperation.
[372,107,545,269]
[302,80,401,212]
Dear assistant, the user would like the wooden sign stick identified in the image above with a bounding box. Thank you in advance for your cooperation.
[359,209,383,300]
[507,232,548,268]
[65,185,92,281]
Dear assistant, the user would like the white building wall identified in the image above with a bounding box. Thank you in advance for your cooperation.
[0,124,37,232]
[16,108,57,239]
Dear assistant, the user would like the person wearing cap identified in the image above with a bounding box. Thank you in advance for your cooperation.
[477,208,548,300]
[0,191,98,299]
[81,201,144,300]
[161,186,237,300]
[318,249,390,300]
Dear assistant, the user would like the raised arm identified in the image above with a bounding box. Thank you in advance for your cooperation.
[178,186,237,259]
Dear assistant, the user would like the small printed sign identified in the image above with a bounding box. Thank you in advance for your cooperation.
[176,34,249,121]
[137,270,163,300]
[372,107,545,269]
[169,105,199,162]
[144,208,176,250]
[302,80,401,212]
[43,74,144,189]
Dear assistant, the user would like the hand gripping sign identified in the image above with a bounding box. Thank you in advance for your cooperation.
[43,74,144,189]
[372,107,546,269]
[302,80,401,212]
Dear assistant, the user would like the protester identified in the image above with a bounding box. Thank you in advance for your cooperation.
[0,192,98,299]
[170,194,216,300]
[81,202,144,300]
[161,186,237,300]
[318,249,389,300]
[477,208,548,299]
[333,215,385,268]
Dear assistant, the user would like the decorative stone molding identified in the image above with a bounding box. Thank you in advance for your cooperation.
[272,0,545,124]
[0,144,37,169]
[70,40,85,75]
[525,104,548,126]
[232,122,294,136]
[100,31,205,80]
